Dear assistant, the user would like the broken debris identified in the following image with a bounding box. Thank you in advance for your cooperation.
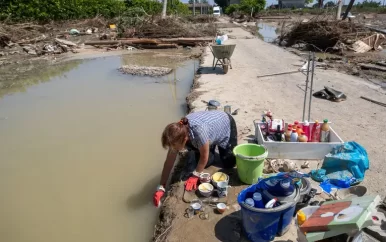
[313,86,347,102]
[118,65,173,77]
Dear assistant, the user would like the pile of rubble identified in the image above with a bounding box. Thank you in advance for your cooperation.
[0,16,217,63]
[118,65,172,77]
[280,19,386,53]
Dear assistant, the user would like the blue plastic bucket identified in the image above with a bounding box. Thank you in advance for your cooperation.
[237,183,300,242]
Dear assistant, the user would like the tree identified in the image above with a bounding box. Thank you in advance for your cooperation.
[356,0,381,7]
[324,1,335,7]
[240,0,266,14]
[304,0,313,4]
[188,0,200,3]
[225,4,240,14]
[162,0,167,18]
[214,0,229,9]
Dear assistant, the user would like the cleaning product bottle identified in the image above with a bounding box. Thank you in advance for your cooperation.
[310,120,321,142]
[303,120,310,141]
[296,124,304,136]
[298,131,308,142]
[293,121,299,130]
[320,119,330,142]
[290,129,298,142]
[252,192,265,208]
[265,198,278,209]
[297,210,307,226]
[285,128,292,142]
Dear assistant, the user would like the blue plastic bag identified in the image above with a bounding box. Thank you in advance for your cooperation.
[311,141,369,186]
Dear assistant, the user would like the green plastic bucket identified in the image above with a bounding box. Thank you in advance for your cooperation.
[233,144,268,184]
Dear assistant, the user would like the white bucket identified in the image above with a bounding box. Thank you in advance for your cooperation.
[296,206,320,242]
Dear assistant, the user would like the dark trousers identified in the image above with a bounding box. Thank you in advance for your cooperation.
[186,113,238,169]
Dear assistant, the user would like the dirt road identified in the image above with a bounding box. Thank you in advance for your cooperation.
[157,23,386,242]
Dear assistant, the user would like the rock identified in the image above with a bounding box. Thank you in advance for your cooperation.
[86,29,92,35]
[0,51,5,56]
[92,27,98,33]
[291,43,307,50]
[22,46,38,55]
[55,38,77,47]
[59,44,69,52]
[279,40,288,46]
[118,65,173,77]
[43,44,55,52]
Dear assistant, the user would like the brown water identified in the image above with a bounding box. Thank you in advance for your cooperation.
[0,54,198,242]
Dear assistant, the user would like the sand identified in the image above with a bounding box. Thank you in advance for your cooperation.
[154,21,386,242]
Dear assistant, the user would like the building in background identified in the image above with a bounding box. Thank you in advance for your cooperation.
[278,0,305,8]
[187,3,213,14]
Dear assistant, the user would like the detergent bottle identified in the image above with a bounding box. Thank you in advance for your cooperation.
[297,210,307,226]
[290,129,298,142]
[320,119,330,142]
[285,128,292,141]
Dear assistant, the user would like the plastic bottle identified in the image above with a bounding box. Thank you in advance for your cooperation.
[253,192,265,208]
[284,128,292,142]
[303,120,310,141]
[296,124,304,136]
[245,198,255,207]
[293,121,299,130]
[297,210,307,226]
[320,119,330,142]
[265,198,278,209]
[290,129,298,142]
[310,120,321,142]
[275,125,282,142]
[298,131,308,142]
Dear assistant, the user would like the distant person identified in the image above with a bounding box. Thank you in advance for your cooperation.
[153,110,238,207]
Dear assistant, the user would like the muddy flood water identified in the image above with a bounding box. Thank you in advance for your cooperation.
[0,52,198,242]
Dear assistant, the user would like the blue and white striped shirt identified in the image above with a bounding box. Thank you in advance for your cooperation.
[186,111,230,149]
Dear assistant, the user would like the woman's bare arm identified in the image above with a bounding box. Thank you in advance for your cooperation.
[195,141,210,173]
[159,149,178,186]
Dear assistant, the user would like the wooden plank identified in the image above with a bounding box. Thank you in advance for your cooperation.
[359,63,386,72]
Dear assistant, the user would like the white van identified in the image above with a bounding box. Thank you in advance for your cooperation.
[213,6,220,17]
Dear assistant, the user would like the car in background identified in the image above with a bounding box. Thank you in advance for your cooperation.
[213,6,221,17]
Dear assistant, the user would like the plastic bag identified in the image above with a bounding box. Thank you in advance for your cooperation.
[311,142,369,186]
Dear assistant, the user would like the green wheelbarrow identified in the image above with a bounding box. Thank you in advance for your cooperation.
[209,44,236,74]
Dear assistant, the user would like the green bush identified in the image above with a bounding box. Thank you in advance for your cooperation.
[167,0,190,15]
[225,4,240,15]
[1,0,127,21]
[125,0,162,15]
[240,0,266,14]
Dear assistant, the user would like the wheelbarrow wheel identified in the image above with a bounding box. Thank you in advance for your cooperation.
[223,58,229,74]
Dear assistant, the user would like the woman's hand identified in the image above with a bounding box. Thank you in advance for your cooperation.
[153,185,165,207]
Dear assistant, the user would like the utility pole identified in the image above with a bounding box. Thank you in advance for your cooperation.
[342,0,355,20]
[162,0,167,18]
[336,0,343,20]
[193,0,196,16]
[200,0,203,15]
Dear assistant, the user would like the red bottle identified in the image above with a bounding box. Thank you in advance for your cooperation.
[310,120,321,142]
[303,120,311,142]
